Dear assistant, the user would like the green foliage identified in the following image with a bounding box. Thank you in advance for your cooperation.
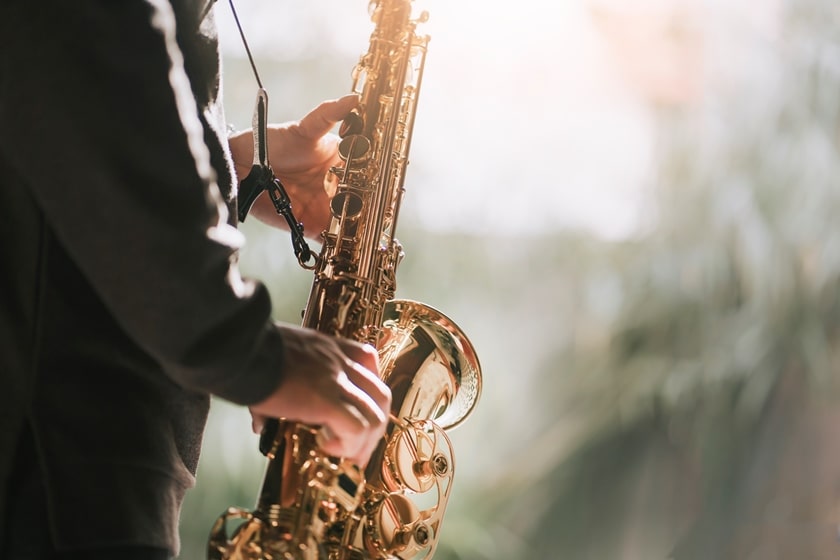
[459,2,840,559]
[177,2,840,559]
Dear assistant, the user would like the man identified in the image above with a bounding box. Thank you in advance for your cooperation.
[0,0,391,558]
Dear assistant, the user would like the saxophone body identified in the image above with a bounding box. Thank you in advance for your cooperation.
[209,1,481,558]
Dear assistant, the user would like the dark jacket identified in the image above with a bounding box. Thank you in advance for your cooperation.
[0,0,285,554]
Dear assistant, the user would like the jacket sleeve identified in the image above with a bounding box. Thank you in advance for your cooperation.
[0,0,284,405]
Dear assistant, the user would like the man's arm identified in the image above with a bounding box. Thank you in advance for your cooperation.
[0,0,389,463]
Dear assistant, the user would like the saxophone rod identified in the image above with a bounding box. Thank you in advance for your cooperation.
[389,413,407,428]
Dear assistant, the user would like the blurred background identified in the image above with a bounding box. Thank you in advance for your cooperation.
[179,0,840,558]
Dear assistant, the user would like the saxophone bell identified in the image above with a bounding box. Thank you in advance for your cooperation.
[209,1,482,557]
[378,299,481,431]
[207,299,480,559]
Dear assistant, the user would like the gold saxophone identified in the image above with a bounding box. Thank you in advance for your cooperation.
[208,1,481,558]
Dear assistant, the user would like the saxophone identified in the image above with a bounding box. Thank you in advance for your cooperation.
[208,1,482,558]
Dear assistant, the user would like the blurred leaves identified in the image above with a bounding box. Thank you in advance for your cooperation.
[467,1,840,558]
[179,1,840,559]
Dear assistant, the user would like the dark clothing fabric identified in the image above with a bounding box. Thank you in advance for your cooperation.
[4,424,171,560]
[0,0,286,555]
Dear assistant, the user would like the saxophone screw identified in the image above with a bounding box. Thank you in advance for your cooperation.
[432,453,449,476]
[413,524,431,547]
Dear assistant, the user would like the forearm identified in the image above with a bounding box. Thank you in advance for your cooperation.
[0,0,282,405]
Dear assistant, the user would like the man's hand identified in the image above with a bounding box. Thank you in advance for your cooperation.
[228,94,359,237]
[248,324,391,468]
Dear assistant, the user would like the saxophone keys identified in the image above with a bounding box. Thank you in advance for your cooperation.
[383,418,453,494]
[338,134,371,162]
[366,492,434,557]
[339,109,364,138]
[330,191,364,220]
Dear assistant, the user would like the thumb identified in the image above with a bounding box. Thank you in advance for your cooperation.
[297,93,360,140]
[250,411,268,434]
